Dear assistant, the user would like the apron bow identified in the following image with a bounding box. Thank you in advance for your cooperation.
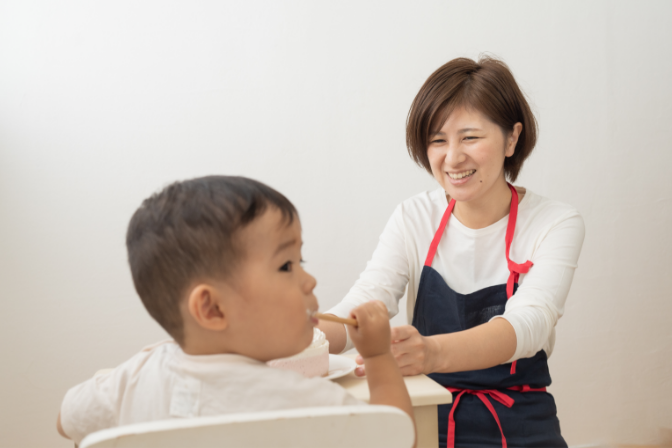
[506,259,533,299]
[446,388,515,448]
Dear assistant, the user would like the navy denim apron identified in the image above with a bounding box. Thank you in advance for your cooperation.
[411,184,566,448]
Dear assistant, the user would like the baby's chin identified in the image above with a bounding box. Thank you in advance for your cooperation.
[297,326,316,350]
[301,329,314,349]
[280,331,313,358]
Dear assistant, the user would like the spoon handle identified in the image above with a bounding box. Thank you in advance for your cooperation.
[314,313,357,327]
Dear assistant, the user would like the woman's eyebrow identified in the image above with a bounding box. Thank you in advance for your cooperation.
[430,128,482,137]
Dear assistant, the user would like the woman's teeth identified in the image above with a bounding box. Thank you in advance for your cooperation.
[448,170,475,179]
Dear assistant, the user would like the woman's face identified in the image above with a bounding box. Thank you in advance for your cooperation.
[427,105,521,203]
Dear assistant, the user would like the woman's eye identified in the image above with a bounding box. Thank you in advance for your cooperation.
[464,136,478,141]
[279,261,292,272]
[430,139,446,144]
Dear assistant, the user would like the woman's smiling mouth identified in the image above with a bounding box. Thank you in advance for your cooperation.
[447,169,476,183]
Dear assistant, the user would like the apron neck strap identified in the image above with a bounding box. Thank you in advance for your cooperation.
[424,198,456,267]
[505,183,533,298]
[504,183,519,260]
[424,183,534,284]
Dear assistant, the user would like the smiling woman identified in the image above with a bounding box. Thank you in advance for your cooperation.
[406,57,537,185]
[318,56,585,448]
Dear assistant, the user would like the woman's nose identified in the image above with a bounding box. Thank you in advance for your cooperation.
[445,143,467,166]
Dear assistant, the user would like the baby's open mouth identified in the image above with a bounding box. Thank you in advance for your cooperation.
[448,169,476,180]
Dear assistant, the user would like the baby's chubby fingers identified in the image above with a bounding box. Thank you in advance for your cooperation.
[348,300,389,335]
[347,301,391,359]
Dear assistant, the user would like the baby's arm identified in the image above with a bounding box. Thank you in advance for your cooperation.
[57,365,122,444]
[347,301,415,444]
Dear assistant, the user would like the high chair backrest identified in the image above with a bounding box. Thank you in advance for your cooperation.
[79,405,414,448]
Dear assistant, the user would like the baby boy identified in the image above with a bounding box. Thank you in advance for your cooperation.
[57,175,414,444]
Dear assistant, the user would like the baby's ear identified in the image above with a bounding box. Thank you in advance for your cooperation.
[187,284,228,331]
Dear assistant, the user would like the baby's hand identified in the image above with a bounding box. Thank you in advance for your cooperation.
[347,301,391,359]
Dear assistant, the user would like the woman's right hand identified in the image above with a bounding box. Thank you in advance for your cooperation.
[354,324,436,377]
[389,325,436,376]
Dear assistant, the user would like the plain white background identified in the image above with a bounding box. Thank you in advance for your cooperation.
[1,1,671,446]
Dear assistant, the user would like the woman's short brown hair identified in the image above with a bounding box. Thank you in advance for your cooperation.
[406,56,537,182]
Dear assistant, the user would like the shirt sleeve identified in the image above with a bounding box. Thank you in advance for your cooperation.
[495,210,586,362]
[327,204,411,352]
[59,370,118,445]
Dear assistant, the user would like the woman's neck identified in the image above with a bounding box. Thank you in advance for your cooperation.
[450,179,513,230]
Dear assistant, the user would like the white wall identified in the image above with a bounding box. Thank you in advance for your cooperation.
[1,1,671,446]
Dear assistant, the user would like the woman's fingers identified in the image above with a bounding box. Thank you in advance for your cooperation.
[390,325,415,342]
[390,340,404,358]
[399,363,424,377]
[356,351,421,377]
[394,349,424,368]
[390,325,428,375]
[391,330,422,357]
[353,324,425,377]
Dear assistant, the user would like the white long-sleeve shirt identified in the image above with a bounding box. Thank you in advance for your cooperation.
[328,187,585,363]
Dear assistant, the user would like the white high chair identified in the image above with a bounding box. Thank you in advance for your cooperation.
[79,405,415,448]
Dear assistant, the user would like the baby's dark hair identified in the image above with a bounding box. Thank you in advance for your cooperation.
[126,175,297,344]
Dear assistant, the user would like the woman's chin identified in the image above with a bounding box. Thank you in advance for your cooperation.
[444,182,479,202]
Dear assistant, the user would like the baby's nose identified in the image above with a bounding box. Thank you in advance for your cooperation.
[304,272,317,293]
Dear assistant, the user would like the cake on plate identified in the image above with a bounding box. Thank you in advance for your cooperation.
[268,328,329,377]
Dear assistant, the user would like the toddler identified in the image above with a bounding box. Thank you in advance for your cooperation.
[57,175,414,445]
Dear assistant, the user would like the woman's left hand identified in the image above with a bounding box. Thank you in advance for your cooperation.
[354,325,435,376]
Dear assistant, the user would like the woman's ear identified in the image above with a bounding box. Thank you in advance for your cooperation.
[505,122,523,157]
[187,284,228,331]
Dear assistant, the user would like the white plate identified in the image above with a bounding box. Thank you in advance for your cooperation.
[324,354,357,380]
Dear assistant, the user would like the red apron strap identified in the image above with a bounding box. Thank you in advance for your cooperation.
[508,385,547,393]
[424,198,456,267]
[504,183,533,299]
[474,392,510,448]
[446,389,467,448]
[504,184,533,376]
[446,386,545,448]
[446,387,515,448]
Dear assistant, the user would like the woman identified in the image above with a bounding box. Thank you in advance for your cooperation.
[318,57,585,447]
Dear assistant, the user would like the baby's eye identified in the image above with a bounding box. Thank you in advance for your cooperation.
[279,261,292,272]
